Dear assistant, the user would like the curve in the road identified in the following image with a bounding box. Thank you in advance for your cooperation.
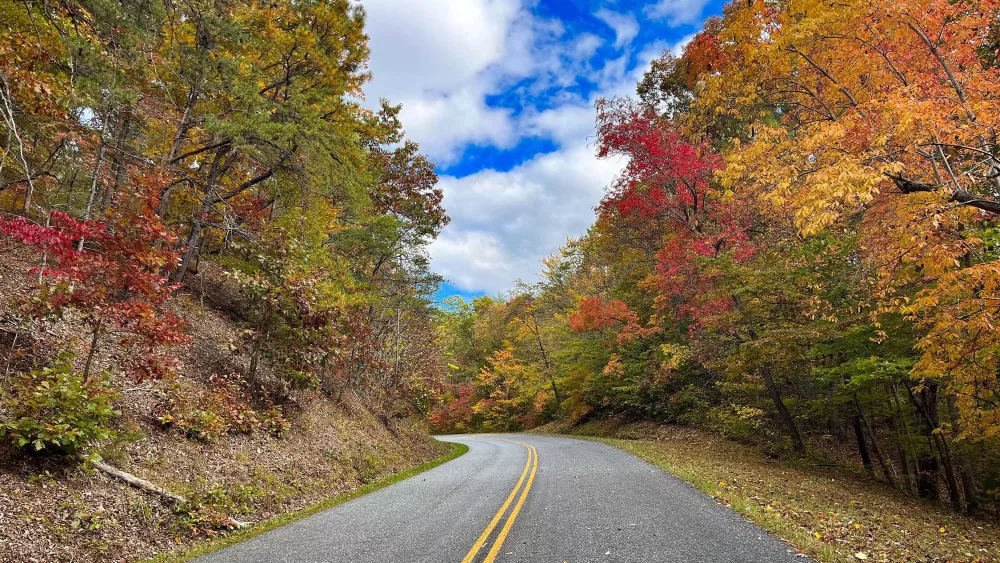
[197,434,810,563]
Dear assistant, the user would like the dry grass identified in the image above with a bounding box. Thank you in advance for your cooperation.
[538,420,1000,563]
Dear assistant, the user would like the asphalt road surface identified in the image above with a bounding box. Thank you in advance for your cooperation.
[198,434,807,562]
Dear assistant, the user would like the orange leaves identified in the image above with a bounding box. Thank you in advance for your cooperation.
[568,296,657,346]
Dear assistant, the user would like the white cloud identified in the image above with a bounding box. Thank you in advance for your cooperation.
[361,0,608,163]
[594,9,639,49]
[398,85,517,164]
[572,33,604,62]
[429,34,695,294]
[360,0,521,100]
[644,0,710,26]
[360,0,708,293]
[430,143,624,293]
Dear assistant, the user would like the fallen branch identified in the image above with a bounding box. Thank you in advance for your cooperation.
[89,457,187,504]
[88,457,251,528]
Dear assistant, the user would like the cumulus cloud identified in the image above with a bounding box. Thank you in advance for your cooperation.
[644,0,711,26]
[397,85,517,164]
[361,0,622,163]
[430,144,624,293]
[361,0,522,100]
[360,0,707,294]
[594,9,639,49]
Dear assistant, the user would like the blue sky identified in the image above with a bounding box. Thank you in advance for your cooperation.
[359,0,725,299]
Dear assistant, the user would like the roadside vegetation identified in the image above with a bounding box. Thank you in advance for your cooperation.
[0,0,449,561]
[431,0,1000,534]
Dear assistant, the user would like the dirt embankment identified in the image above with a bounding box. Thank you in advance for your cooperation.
[0,250,443,562]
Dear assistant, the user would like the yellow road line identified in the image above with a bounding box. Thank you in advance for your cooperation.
[461,443,534,563]
[482,443,538,563]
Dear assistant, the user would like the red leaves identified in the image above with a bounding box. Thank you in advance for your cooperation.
[569,296,634,332]
[681,18,730,87]
[593,97,754,334]
[0,210,188,381]
[596,97,721,226]
[0,212,103,255]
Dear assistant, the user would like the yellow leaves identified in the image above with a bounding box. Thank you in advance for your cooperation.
[659,344,692,371]
[854,552,868,560]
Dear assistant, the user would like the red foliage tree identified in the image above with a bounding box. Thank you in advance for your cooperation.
[595,97,754,330]
[0,209,187,381]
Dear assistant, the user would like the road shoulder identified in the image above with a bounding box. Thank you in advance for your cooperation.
[147,441,469,563]
[538,423,1000,563]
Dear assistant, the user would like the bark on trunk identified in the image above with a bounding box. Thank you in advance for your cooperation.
[916,448,940,500]
[889,383,916,494]
[82,322,102,382]
[855,396,897,487]
[907,381,963,509]
[534,329,561,406]
[761,364,805,453]
[947,393,978,511]
[90,458,187,505]
[853,414,873,475]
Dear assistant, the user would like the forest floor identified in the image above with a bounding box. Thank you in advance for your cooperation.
[534,420,1000,563]
[0,249,446,563]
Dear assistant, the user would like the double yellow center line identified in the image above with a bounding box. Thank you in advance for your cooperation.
[461,441,538,563]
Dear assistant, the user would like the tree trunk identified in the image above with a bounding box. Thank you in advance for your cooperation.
[907,381,962,508]
[90,458,187,505]
[855,396,897,487]
[89,458,249,528]
[761,363,805,453]
[889,383,915,494]
[78,137,107,251]
[916,446,940,500]
[853,414,873,475]
[946,393,977,511]
[82,321,102,382]
[534,329,561,406]
[863,416,898,487]
[171,218,202,283]
[248,330,264,385]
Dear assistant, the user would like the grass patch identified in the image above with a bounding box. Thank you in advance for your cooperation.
[572,426,1000,563]
[147,441,469,563]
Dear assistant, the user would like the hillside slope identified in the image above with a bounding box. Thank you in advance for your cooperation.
[0,250,443,563]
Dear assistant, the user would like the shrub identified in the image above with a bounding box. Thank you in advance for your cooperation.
[706,404,764,441]
[1,355,120,455]
[154,375,290,440]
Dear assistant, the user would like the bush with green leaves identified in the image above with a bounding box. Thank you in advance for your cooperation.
[2,355,120,455]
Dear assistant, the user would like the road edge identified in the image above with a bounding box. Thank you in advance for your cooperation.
[146,441,470,563]
[577,435,819,561]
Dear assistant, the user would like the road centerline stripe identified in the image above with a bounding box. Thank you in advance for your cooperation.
[482,443,538,563]
[460,442,534,563]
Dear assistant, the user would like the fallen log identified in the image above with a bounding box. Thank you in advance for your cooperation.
[88,457,250,528]
[90,458,187,505]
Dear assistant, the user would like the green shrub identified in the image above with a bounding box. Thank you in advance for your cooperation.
[2,356,120,455]
[706,404,764,441]
[154,375,290,440]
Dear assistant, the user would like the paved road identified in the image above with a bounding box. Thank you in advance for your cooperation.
[198,434,806,562]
